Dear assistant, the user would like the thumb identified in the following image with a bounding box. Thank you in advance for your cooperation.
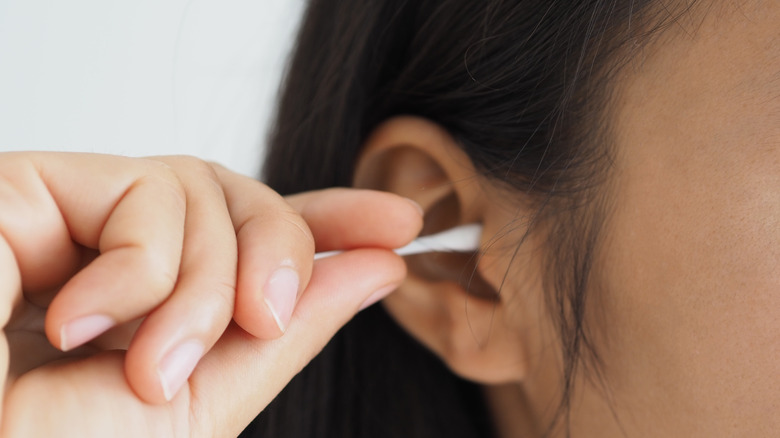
[185,248,406,437]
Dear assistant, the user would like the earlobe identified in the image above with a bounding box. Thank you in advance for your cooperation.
[353,116,529,384]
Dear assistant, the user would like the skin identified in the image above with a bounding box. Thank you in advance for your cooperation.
[353,1,777,437]
[0,153,422,436]
[485,1,780,436]
[1,0,775,435]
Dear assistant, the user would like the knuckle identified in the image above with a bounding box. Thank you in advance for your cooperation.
[162,155,217,177]
[276,208,316,252]
[206,160,227,173]
[146,173,187,218]
[140,159,185,193]
[179,155,217,177]
[140,156,179,179]
[135,161,189,216]
[236,204,315,253]
[142,252,179,296]
[165,155,224,197]
[147,155,221,184]
[126,242,179,298]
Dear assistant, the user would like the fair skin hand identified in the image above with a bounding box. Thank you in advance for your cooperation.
[0,152,422,436]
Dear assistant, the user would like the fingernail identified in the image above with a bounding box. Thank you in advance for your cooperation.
[404,198,425,217]
[157,340,205,402]
[359,284,399,311]
[263,267,300,333]
[60,314,115,351]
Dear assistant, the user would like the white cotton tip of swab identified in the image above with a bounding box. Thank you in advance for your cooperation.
[393,223,482,256]
[314,223,483,260]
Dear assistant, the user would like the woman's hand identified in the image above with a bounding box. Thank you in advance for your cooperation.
[0,152,422,437]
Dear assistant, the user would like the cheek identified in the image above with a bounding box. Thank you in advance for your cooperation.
[600,147,780,431]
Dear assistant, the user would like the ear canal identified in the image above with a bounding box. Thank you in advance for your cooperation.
[354,143,496,300]
[419,191,460,236]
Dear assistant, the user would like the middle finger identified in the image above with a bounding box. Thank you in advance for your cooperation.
[124,156,239,404]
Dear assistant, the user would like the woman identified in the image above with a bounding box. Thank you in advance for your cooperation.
[248,0,779,436]
[2,0,777,436]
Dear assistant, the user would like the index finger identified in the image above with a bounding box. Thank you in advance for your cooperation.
[285,188,424,252]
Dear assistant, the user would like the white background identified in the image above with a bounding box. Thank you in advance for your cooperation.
[0,0,305,177]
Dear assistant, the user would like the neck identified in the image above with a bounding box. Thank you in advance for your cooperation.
[483,383,540,437]
[481,322,569,437]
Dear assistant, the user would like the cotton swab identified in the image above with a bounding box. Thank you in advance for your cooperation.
[314,223,482,260]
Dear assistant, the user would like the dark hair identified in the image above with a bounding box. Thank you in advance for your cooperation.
[242,0,693,436]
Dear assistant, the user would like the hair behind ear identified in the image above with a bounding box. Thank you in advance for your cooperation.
[262,0,422,193]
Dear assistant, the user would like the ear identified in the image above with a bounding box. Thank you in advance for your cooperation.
[353,116,529,384]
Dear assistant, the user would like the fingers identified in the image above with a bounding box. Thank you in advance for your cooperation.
[187,248,407,437]
[0,153,189,353]
[40,156,187,352]
[180,185,423,436]
[125,166,423,403]
[211,167,423,342]
[0,155,84,293]
[0,153,242,404]
[124,157,239,404]
[286,188,424,252]
[210,165,316,339]
[1,151,424,412]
